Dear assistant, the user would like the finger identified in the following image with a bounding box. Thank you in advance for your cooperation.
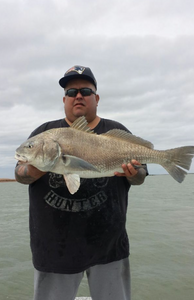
[115,160,142,177]
[121,163,137,177]
[114,171,125,177]
[131,159,141,166]
[127,163,138,176]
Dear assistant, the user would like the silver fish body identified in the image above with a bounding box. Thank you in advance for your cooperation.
[15,117,194,194]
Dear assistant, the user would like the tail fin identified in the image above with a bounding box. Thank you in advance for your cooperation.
[161,146,194,183]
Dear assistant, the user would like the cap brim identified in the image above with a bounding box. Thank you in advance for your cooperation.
[59,74,97,89]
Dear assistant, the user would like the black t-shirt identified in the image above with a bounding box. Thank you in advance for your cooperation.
[29,118,131,274]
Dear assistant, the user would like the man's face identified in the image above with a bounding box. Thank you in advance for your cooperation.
[63,79,99,123]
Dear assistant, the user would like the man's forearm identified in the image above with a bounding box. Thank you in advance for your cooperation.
[15,163,46,184]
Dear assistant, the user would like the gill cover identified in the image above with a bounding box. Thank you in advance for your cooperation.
[41,139,61,169]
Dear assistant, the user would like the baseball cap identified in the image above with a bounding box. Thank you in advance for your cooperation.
[59,65,97,89]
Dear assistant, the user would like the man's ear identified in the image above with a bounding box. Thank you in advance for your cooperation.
[96,94,100,105]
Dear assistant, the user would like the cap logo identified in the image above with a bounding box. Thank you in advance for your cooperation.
[65,66,85,75]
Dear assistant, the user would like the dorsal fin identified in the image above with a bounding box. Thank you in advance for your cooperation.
[71,116,94,133]
[102,129,154,149]
[71,117,154,149]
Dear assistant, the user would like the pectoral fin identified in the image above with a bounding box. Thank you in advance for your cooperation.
[63,174,80,194]
[62,155,99,172]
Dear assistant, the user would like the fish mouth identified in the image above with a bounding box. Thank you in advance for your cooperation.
[15,153,28,162]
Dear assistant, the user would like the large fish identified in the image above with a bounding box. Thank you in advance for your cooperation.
[15,116,194,194]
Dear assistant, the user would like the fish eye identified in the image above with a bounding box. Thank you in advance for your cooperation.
[26,142,34,149]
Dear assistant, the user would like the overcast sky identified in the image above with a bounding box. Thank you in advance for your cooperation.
[0,0,194,179]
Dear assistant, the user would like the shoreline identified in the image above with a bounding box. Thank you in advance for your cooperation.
[0,179,16,182]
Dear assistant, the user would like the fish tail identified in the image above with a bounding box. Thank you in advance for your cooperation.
[161,146,194,183]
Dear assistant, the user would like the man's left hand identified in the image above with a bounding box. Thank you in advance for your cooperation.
[114,159,147,185]
[114,159,141,178]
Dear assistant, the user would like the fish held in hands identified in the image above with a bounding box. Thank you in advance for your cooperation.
[15,116,194,194]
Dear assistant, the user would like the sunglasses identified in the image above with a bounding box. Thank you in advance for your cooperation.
[65,88,96,97]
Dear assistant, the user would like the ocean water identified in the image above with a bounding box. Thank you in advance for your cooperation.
[0,175,194,300]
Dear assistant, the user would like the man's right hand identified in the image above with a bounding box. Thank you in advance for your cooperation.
[15,162,46,184]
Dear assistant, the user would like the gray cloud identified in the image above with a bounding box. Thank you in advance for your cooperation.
[0,0,194,177]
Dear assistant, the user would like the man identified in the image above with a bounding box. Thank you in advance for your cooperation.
[15,65,147,300]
